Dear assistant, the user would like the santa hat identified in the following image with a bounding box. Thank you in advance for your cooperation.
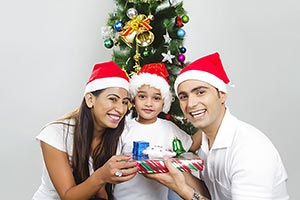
[84,61,129,94]
[174,52,231,96]
[129,63,172,113]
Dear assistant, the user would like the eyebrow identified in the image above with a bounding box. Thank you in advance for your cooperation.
[137,90,162,96]
[191,86,209,93]
[178,86,209,96]
[107,94,130,100]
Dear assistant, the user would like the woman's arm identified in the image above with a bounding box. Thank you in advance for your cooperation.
[41,142,137,200]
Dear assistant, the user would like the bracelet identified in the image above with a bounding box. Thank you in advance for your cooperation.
[191,188,201,200]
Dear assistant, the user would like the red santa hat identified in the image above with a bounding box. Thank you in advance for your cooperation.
[84,61,129,94]
[174,52,231,96]
[129,63,172,113]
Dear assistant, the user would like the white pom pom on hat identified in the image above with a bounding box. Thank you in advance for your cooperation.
[129,63,172,113]
[174,52,232,96]
[84,61,130,94]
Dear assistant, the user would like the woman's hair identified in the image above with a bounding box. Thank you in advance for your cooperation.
[59,89,125,200]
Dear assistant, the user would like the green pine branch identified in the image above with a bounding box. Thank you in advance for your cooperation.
[104,0,197,135]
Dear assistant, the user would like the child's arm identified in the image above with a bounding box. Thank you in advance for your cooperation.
[189,129,202,152]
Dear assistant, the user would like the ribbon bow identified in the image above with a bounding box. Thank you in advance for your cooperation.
[121,14,152,37]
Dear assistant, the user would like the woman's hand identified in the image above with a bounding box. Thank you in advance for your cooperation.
[95,155,138,185]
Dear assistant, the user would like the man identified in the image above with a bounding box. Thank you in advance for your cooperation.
[147,52,289,200]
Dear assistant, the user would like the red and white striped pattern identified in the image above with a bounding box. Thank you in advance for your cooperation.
[136,158,204,174]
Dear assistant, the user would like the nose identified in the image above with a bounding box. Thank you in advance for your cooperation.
[115,102,127,115]
[145,97,152,107]
[187,95,198,109]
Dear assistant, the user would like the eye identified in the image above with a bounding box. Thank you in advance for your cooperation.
[122,99,129,105]
[154,96,162,101]
[109,97,118,102]
[137,94,146,99]
[195,89,206,95]
[178,94,188,101]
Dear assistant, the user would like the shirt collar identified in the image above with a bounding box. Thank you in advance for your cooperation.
[202,108,238,150]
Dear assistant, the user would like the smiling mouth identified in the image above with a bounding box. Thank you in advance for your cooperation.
[190,109,206,118]
[108,114,121,122]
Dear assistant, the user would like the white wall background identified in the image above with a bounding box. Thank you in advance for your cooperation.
[1,0,299,199]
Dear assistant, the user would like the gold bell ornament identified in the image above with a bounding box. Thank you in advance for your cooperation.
[136,30,155,47]
[120,10,154,48]
[121,31,138,48]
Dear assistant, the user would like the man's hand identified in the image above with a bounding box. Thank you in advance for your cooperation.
[144,158,193,199]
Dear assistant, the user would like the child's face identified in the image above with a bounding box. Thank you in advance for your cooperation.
[134,84,164,124]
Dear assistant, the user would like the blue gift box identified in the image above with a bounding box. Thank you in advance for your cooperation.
[132,141,149,160]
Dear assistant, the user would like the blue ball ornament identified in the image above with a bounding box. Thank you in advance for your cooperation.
[114,21,124,32]
[176,29,186,38]
[179,47,187,53]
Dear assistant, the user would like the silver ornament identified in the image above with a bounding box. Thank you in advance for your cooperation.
[127,8,138,19]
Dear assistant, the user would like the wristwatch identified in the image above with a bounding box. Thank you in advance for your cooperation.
[191,189,201,200]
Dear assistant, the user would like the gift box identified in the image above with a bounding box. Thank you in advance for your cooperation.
[133,141,149,157]
[131,141,204,173]
[135,152,204,174]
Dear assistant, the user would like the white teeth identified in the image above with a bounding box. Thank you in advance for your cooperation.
[109,115,120,120]
[191,110,205,117]
[191,110,204,115]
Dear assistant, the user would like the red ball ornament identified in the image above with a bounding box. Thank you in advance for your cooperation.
[177,54,185,63]
[165,114,172,120]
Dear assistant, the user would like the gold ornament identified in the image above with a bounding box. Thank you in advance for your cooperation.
[132,47,142,74]
[121,30,137,48]
[136,30,155,47]
[133,63,141,74]
[120,14,153,48]
[133,51,141,62]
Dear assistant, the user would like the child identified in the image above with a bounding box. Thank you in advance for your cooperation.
[113,63,201,200]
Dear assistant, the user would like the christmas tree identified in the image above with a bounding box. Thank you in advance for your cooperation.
[101,0,197,135]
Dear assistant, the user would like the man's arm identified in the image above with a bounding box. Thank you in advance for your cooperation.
[145,158,210,199]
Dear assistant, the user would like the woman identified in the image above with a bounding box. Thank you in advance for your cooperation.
[33,61,138,200]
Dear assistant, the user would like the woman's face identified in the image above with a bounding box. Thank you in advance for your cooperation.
[85,87,130,131]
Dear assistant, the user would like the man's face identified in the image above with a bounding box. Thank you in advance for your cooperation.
[177,80,227,133]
